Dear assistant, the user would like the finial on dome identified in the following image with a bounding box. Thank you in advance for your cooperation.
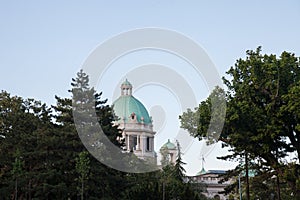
[121,79,133,96]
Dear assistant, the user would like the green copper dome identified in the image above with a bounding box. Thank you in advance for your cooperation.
[121,79,132,87]
[162,139,176,150]
[196,167,206,176]
[113,79,152,124]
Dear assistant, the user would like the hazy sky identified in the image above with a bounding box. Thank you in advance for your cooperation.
[1,1,299,175]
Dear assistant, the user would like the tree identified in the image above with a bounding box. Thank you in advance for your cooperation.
[52,69,126,199]
[180,47,300,199]
[223,47,300,199]
[174,141,186,182]
[11,149,24,200]
[0,91,59,199]
[75,151,90,200]
[0,70,128,199]
[180,86,226,144]
[69,69,124,148]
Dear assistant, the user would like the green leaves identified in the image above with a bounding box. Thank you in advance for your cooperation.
[180,86,226,143]
[0,70,127,199]
[11,149,24,177]
[75,151,90,182]
[180,47,300,198]
[75,151,90,200]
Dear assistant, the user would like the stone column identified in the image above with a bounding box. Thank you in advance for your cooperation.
[150,137,154,152]
[141,135,145,155]
[136,135,139,150]
[127,134,130,151]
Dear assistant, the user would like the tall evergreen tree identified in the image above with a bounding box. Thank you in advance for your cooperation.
[174,141,186,182]
[52,69,126,199]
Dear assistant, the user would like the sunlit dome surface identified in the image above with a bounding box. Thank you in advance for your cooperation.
[161,139,176,150]
[113,79,152,125]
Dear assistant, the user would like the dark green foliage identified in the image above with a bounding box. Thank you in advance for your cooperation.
[180,86,226,144]
[174,141,186,182]
[76,151,90,200]
[180,47,300,199]
[0,91,61,199]
[0,69,127,199]
[0,70,204,199]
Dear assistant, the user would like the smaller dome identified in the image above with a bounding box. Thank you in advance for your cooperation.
[196,167,206,176]
[162,139,176,150]
[121,79,132,87]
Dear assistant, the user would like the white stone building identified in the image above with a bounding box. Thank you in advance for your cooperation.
[191,168,231,200]
[112,79,156,162]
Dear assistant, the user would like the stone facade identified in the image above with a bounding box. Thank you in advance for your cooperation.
[113,79,156,162]
[190,170,231,200]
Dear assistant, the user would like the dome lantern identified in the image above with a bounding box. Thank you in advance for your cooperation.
[121,79,132,96]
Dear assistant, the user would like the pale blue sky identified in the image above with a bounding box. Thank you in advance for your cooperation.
[1,1,299,175]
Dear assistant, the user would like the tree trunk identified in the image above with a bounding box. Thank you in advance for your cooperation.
[81,180,84,200]
[15,177,18,200]
[276,174,281,200]
[28,179,32,200]
[245,153,250,200]
[162,182,165,200]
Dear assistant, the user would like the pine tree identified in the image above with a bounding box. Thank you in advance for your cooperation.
[52,69,127,199]
[174,141,186,182]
